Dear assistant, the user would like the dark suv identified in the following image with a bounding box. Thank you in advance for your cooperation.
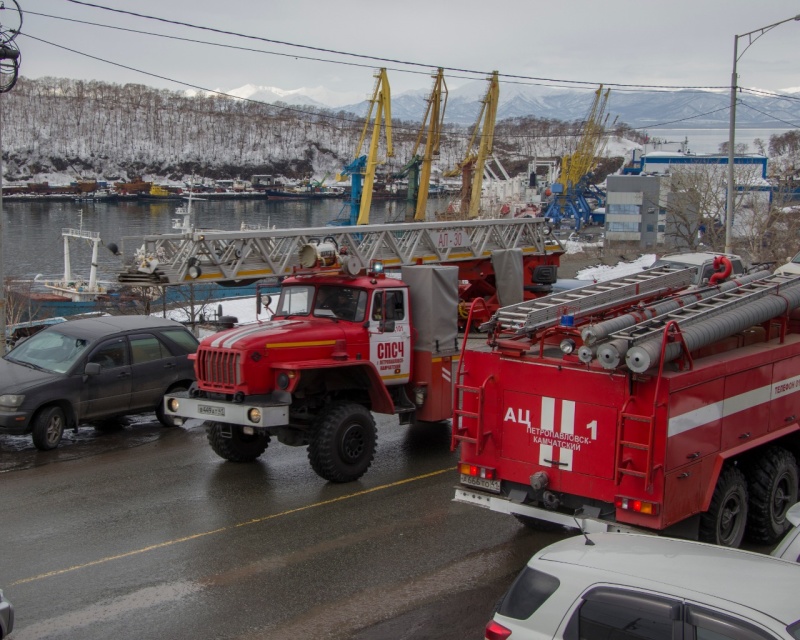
[0,316,198,450]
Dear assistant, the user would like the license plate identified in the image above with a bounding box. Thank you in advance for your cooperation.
[460,474,500,493]
[198,404,225,417]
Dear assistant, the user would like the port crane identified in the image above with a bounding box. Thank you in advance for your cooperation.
[336,68,393,225]
[392,68,448,222]
[545,85,611,229]
[443,71,499,220]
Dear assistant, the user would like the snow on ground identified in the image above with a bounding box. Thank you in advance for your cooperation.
[576,254,657,282]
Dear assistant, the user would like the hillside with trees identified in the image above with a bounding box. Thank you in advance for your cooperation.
[0,76,645,184]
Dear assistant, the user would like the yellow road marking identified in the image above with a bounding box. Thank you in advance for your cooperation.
[11,467,454,586]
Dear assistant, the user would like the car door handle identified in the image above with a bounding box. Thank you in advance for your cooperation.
[163,362,176,368]
[117,371,131,378]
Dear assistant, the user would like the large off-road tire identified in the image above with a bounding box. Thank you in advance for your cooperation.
[744,446,799,544]
[308,402,377,483]
[206,422,270,462]
[31,406,66,451]
[699,466,749,548]
[156,385,188,428]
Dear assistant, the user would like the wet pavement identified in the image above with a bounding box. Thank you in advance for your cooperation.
[0,414,569,639]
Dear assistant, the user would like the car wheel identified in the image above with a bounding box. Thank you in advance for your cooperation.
[699,466,748,548]
[745,447,799,544]
[308,402,376,483]
[31,406,66,451]
[206,421,270,462]
[156,385,188,428]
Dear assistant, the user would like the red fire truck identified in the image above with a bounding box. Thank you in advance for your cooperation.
[453,255,800,547]
[159,218,561,483]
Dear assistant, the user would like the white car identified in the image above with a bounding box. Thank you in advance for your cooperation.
[486,532,800,640]
[775,251,800,276]
[773,502,800,563]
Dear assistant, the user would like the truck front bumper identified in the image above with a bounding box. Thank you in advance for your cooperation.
[163,391,290,428]
[453,487,641,535]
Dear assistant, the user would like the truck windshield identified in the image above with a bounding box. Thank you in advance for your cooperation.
[6,330,90,374]
[314,286,367,322]
[276,285,314,316]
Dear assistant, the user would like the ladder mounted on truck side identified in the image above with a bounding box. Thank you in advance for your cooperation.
[116,217,562,286]
[486,266,698,336]
[605,272,800,348]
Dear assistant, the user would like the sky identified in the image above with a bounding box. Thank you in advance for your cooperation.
[7,0,800,105]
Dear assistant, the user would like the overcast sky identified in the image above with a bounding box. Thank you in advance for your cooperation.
[10,0,800,104]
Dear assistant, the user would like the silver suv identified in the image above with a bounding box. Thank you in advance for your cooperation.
[0,316,198,450]
[487,532,800,640]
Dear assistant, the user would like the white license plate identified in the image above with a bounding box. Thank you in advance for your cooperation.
[198,404,225,417]
[460,474,501,493]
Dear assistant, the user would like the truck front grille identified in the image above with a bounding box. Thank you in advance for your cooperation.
[196,348,240,390]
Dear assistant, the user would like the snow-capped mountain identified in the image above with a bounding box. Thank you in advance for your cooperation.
[222,80,800,128]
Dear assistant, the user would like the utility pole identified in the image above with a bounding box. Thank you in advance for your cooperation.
[724,14,800,255]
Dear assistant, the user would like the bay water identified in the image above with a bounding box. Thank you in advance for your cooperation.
[0,196,434,283]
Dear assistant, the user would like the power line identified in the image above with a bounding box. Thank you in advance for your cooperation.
[61,0,729,92]
[739,86,800,103]
[738,101,799,129]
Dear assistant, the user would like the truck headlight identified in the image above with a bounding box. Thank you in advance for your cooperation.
[166,397,180,412]
[0,394,25,409]
[247,408,262,424]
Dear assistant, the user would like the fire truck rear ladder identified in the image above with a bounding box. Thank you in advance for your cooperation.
[116,217,560,285]
[452,299,494,453]
[488,266,698,336]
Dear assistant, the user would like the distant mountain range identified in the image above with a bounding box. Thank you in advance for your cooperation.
[223,81,800,129]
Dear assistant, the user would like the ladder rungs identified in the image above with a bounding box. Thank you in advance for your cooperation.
[620,440,650,451]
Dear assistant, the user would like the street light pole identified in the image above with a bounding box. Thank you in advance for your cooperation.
[725,14,800,255]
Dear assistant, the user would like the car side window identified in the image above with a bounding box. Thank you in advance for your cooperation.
[687,605,779,640]
[160,328,199,355]
[496,566,559,620]
[88,338,129,370]
[565,587,681,640]
[130,334,168,364]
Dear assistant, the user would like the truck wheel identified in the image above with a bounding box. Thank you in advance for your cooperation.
[32,406,66,451]
[308,403,376,483]
[744,447,799,544]
[206,422,270,462]
[156,385,188,428]
[699,466,748,548]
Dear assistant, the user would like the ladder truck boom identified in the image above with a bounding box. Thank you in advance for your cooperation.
[117,217,561,286]
[453,253,800,549]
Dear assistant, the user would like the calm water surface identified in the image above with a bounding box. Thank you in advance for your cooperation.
[0,196,437,281]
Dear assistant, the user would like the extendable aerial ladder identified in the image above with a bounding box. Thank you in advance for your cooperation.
[117,217,562,286]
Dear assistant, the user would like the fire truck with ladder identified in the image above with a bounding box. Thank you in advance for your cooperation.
[116,218,561,482]
[453,253,800,547]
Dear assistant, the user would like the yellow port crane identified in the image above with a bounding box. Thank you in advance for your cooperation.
[336,68,393,225]
[406,68,448,221]
[545,85,611,228]
[443,71,499,219]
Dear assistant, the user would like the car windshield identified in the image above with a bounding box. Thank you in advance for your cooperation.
[6,329,90,374]
[792,252,800,265]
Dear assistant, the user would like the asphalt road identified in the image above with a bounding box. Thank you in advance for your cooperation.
[1,414,572,639]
